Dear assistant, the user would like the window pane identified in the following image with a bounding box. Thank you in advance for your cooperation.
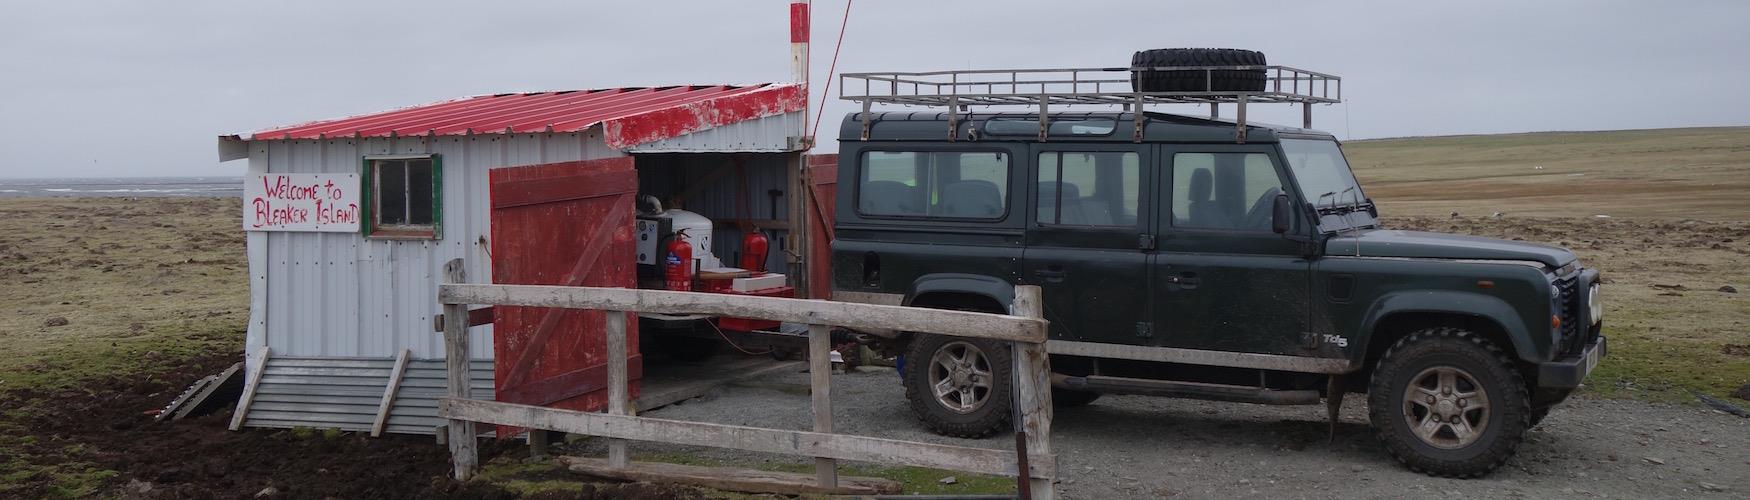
[377,160,407,225]
[934,152,1007,218]
[1171,153,1282,231]
[1036,152,1137,227]
[406,159,434,225]
[859,151,1009,219]
[859,152,923,216]
[1036,153,1060,224]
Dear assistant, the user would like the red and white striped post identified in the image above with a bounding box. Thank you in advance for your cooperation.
[790,0,811,144]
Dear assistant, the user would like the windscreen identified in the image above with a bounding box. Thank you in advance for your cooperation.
[1281,139,1363,208]
[1281,138,1375,231]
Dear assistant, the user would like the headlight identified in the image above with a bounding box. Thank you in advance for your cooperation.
[1588,283,1603,325]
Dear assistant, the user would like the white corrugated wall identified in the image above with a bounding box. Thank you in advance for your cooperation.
[245,130,624,362]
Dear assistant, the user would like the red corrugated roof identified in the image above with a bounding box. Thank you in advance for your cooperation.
[247,83,805,149]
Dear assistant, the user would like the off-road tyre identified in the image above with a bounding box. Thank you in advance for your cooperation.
[904,334,1013,438]
[1052,388,1102,408]
[1130,48,1267,93]
[1367,327,1531,478]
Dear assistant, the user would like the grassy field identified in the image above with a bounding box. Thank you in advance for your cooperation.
[1347,127,1750,401]
[0,197,247,392]
[1344,126,1750,219]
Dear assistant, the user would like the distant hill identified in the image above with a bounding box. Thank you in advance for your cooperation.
[1342,127,1750,219]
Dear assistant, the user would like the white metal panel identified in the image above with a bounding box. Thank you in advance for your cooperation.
[252,131,625,361]
[624,111,803,153]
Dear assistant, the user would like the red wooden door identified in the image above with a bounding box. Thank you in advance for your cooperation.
[489,157,641,430]
[806,154,838,299]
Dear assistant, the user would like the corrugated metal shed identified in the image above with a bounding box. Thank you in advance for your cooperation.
[226,82,807,436]
[245,84,804,148]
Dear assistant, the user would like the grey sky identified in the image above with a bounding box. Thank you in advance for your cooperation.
[1,0,1745,178]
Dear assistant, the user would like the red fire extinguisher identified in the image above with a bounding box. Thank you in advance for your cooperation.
[665,229,694,291]
[740,229,769,273]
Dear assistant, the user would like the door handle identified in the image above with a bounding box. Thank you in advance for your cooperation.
[1036,268,1067,283]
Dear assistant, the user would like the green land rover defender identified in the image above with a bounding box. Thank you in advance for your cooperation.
[829,50,1606,477]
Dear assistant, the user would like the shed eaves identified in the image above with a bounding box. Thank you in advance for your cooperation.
[241,83,805,150]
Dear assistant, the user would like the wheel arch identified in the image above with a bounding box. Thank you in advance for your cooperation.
[905,273,1014,312]
[1356,291,1541,372]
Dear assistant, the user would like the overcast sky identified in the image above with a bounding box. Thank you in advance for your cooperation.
[2,0,1746,178]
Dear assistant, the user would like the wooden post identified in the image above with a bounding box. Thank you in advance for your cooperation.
[1009,285,1054,500]
[605,310,631,468]
[808,323,837,488]
[228,347,271,431]
[529,430,552,459]
[442,259,478,481]
[371,349,412,437]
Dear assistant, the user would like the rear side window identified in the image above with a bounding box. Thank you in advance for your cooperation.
[858,151,1010,219]
[1036,152,1139,227]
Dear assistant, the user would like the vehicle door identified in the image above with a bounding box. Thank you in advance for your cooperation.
[1023,145,1153,344]
[1152,144,1313,354]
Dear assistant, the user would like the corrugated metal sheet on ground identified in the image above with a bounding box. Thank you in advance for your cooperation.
[244,356,494,436]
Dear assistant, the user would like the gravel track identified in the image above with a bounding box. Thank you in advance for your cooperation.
[596,363,1748,499]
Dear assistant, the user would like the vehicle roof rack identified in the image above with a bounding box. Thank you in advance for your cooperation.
[840,65,1340,143]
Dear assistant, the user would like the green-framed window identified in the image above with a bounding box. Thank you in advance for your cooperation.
[361,154,443,239]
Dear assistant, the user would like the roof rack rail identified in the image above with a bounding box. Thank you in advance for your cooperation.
[840,65,1340,143]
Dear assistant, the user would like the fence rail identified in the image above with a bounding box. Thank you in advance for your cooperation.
[435,259,1057,498]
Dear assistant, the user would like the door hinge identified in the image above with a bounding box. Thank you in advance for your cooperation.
[1138,234,1156,251]
[1135,322,1154,338]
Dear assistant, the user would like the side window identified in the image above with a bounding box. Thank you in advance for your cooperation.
[1036,151,1139,227]
[857,151,1009,219]
[366,155,441,238]
[1170,152,1282,231]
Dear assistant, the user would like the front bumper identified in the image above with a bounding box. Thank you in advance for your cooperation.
[1537,335,1606,388]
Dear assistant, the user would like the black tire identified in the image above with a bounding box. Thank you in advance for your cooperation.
[1052,388,1102,408]
[1367,327,1531,478]
[1130,48,1267,93]
[655,335,719,363]
[904,334,1012,438]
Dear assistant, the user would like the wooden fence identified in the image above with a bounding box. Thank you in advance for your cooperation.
[435,259,1058,498]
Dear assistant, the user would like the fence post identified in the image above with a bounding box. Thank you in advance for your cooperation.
[808,323,837,488]
[442,259,478,480]
[605,310,631,468]
[1010,285,1054,500]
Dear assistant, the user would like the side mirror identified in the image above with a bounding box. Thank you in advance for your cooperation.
[1271,193,1292,234]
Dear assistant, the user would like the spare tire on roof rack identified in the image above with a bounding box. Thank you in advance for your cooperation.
[1131,48,1268,93]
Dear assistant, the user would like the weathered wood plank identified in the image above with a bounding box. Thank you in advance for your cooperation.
[371,349,412,437]
[807,323,836,488]
[440,398,1053,479]
[228,347,271,431]
[557,456,900,496]
[442,259,478,481]
[1010,285,1056,500]
[439,284,1046,343]
[605,310,631,468]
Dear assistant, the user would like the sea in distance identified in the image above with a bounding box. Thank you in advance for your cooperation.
[0,177,244,198]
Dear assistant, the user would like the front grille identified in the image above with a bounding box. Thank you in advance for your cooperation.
[1554,276,1583,355]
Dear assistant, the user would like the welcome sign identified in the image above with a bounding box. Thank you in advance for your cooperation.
[244,173,362,232]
